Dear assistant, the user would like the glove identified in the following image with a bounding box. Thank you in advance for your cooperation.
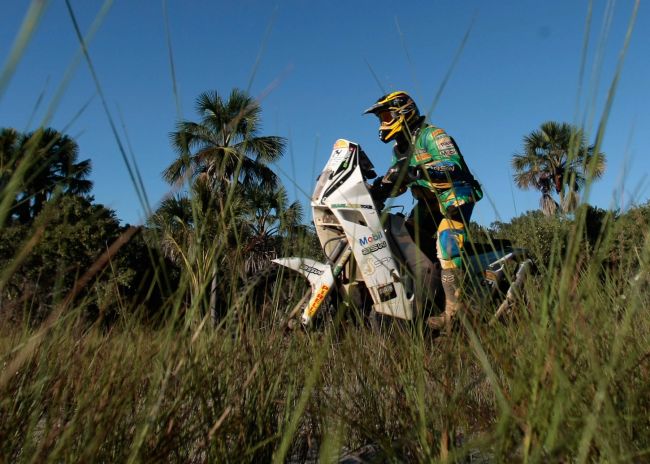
[371,163,420,201]
[371,175,390,196]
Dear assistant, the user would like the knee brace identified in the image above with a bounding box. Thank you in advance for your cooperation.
[436,218,466,270]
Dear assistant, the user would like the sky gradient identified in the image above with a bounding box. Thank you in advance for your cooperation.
[1,0,648,227]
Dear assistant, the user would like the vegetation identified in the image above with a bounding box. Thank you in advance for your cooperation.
[0,127,92,225]
[511,121,606,216]
[157,88,294,323]
[1,108,649,461]
[0,7,647,453]
[1,210,649,461]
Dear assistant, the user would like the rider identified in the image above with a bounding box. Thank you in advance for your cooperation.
[364,90,483,331]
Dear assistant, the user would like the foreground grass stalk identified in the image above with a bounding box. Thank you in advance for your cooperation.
[577,231,649,463]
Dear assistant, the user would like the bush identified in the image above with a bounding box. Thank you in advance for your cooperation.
[490,210,570,267]
[0,195,175,324]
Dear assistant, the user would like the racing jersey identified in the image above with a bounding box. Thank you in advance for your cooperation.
[391,124,483,212]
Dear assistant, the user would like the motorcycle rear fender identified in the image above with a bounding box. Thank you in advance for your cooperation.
[272,257,335,325]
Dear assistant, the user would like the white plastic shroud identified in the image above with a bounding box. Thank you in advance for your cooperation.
[274,139,413,325]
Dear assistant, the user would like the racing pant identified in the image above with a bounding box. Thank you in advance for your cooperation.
[408,199,475,330]
[407,200,474,270]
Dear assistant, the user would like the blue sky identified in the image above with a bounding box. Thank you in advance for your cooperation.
[1,0,648,227]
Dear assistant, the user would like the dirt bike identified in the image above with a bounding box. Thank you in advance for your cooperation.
[273,138,533,328]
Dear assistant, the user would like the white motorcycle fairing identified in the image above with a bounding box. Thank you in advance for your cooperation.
[273,139,413,326]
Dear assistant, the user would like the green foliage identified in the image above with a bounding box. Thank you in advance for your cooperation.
[163,88,286,190]
[489,204,633,273]
[512,121,606,215]
[0,127,92,225]
[607,201,650,268]
[0,194,171,324]
[491,210,570,266]
[1,194,117,320]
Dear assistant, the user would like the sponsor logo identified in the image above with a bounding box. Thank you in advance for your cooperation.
[299,263,324,276]
[431,164,455,172]
[331,203,374,209]
[440,148,457,157]
[415,153,432,162]
[377,283,397,302]
[436,138,454,150]
[359,231,383,247]
[361,240,388,255]
[372,256,392,266]
[432,129,445,137]
[307,284,329,317]
[362,256,392,275]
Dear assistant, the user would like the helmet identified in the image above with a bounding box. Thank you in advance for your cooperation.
[364,91,422,143]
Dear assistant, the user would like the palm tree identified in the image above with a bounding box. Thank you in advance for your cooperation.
[160,89,287,323]
[23,128,92,218]
[512,121,606,215]
[240,183,305,274]
[163,89,286,191]
[0,128,19,190]
[0,128,92,224]
[149,178,249,322]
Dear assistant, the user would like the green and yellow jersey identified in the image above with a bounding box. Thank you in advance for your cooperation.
[391,124,483,213]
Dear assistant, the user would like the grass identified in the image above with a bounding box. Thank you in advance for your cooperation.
[2,1,648,462]
[1,247,649,462]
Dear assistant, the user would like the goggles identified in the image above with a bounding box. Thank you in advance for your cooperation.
[378,110,398,125]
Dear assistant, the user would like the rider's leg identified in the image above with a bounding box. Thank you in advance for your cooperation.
[427,204,474,332]
[406,200,440,263]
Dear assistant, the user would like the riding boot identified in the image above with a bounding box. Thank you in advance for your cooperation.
[427,268,463,334]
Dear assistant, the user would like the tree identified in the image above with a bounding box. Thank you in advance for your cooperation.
[160,89,287,323]
[163,89,286,191]
[0,127,92,224]
[240,183,306,274]
[0,195,121,322]
[511,121,606,215]
[147,180,244,319]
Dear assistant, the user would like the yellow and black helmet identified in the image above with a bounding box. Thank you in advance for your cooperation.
[364,91,422,143]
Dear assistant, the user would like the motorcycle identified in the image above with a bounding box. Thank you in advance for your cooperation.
[273,138,533,328]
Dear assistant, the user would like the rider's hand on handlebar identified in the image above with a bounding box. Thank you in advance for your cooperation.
[383,166,401,184]
[370,177,390,210]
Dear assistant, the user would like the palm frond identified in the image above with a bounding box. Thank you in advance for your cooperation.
[162,154,192,185]
[236,135,287,163]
